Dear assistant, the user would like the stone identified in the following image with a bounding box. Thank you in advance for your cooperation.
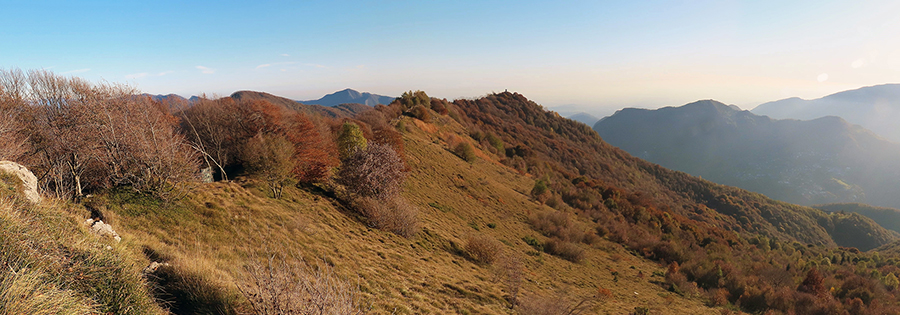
[87,219,121,242]
[142,261,169,274]
[0,161,41,204]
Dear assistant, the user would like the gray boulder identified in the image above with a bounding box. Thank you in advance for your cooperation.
[84,218,122,242]
[0,161,41,204]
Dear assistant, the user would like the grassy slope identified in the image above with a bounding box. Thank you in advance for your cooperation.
[0,172,164,315]
[100,114,720,314]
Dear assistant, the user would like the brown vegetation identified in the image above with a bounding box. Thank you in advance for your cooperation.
[351,196,419,238]
[238,255,366,315]
[1,69,198,199]
[8,70,900,314]
[465,234,503,264]
[338,143,406,200]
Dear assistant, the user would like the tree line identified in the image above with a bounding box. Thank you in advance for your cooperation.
[0,69,418,202]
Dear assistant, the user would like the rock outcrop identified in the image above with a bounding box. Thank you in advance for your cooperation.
[84,218,122,242]
[0,161,42,204]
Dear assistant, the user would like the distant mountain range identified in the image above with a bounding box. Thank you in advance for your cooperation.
[594,99,900,208]
[141,93,200,103]
[752,83,900,143]
[230,90,371,119]
[302,88,394,107]
[566,112,600,126]
[143,88,394,109]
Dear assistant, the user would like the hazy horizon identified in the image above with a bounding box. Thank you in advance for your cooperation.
[4,1,900,114]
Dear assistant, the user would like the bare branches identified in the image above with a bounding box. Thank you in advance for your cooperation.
[0,68,199,199]
[238,254,367,315]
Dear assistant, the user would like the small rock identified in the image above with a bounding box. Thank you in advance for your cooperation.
[88,220,121,242]
[142,261,169,274]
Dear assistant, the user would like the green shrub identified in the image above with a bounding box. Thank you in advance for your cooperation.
[453,142,476,163]
[337,122,367,160]
[485,132,504,154]
[523,236,543,251]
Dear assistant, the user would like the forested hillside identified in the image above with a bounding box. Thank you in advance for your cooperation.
[594,100,900,209]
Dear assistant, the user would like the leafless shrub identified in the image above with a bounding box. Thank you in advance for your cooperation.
[543,238,586,263]
[338,143,406,200]
[0,70,27,161]
[352,196,419,238]
[465,234,503,264]
[238,255,367,315]
[493,253,524,306]
[1,69,198,199]
[516,291,595,315]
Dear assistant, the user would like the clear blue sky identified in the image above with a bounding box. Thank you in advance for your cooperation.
[3,0,899,116]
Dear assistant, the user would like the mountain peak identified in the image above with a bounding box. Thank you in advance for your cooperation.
[303,88,394,107]
[679,99,739,112]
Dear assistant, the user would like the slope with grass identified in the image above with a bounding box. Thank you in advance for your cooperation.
[96,112,723,314]
[97,91,900,315]
[0,167,164,315]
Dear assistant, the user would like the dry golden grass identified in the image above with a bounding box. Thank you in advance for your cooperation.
[89,114,725,314]
[0,173,164,315]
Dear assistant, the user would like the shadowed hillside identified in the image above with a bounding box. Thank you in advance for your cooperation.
[818,203,900,235]
[594,100,900,209]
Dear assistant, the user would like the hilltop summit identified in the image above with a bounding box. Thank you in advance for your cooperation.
[302,88,394,107]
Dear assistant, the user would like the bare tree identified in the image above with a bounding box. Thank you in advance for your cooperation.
[4,69,198,199]
[22,70,103,197]
[177,97,241,181]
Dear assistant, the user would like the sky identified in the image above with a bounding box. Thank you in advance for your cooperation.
[3,0,900,117]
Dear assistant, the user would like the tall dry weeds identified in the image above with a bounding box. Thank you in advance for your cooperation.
[238,255,367,315]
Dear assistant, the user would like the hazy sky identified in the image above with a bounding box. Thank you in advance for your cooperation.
[3,1,900,116]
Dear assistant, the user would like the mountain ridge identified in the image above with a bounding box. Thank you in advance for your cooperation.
[753,83,900,142]
[594,99,900,209]
[302,88,394,107]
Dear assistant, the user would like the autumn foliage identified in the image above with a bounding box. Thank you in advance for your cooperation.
[1,69,198,199]
[0,68,342,200]
[449,91,900,314]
